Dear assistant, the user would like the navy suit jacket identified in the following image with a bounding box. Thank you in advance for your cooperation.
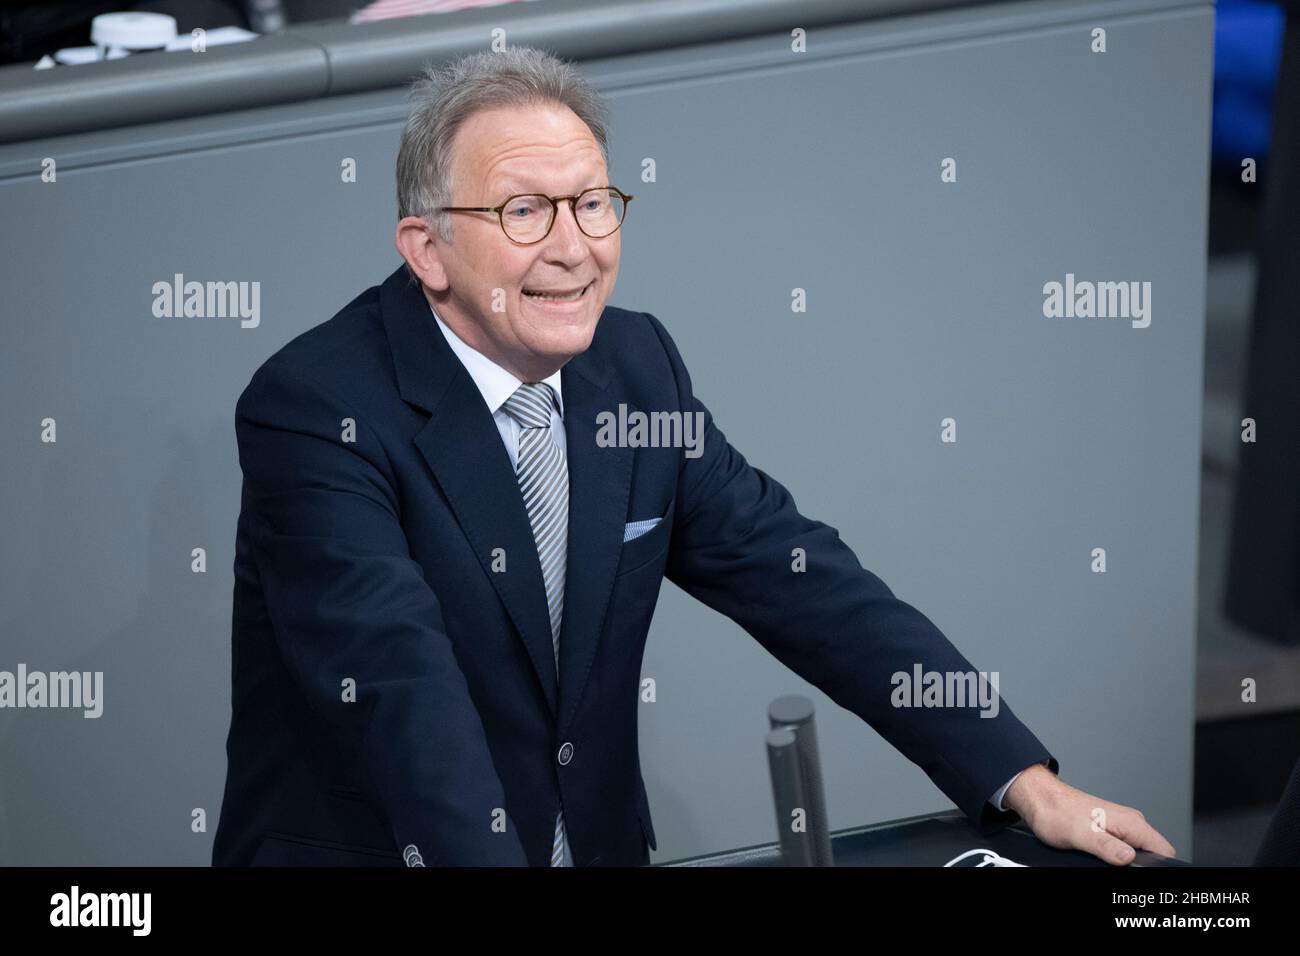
[212,264,1057,867]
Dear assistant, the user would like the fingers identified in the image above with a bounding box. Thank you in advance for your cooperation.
[1093,830,1138,866]
[1106,807,1177,858]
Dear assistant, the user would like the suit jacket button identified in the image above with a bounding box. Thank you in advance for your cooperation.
[557,742,574,765]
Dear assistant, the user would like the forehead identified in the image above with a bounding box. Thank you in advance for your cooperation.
[454,104,606,191]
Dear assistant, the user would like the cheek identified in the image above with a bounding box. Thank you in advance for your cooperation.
[483,247,533,292]
[493,263,535,324]
[599,249,620,283]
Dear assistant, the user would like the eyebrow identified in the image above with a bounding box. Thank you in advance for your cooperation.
[493,178,605,196]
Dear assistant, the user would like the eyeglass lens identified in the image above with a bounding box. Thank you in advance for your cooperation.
[500,188,625,242]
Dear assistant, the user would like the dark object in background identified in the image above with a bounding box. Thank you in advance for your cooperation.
[1208,1,1282,255]
[0,1,250,65]
[1225,5,1300,645]
[243,0,285,33]
[0,1,120,64]
[1212,0,1286,168]
[1254,753,1300,865]
[280,0,363,23]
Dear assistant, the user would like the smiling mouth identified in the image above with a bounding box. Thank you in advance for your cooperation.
[522,281,592,301]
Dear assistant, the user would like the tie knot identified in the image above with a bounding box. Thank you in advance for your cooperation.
[502,381,557,429]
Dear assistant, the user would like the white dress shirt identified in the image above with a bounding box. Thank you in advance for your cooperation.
[993,770,1025,812]
[430,307,565,453]
[431,301,1036,854]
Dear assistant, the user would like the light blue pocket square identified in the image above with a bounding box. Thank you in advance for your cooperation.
[622,517,662,543]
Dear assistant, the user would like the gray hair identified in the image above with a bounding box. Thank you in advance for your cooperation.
[396,47,611,256]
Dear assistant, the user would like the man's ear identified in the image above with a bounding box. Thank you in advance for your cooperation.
[395,216,449,292]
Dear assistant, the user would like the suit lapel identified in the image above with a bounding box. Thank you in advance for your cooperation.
[557,351,635,728]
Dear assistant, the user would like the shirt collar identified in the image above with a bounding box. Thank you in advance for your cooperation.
[429,301,564,419]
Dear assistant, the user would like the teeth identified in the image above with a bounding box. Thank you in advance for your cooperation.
[524,284,586,301]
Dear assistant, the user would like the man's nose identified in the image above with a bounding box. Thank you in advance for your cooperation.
[547,199,588,248]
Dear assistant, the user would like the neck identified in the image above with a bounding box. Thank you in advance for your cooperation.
[427,292,562,383]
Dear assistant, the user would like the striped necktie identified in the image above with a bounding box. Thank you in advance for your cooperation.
[501,381,571,867]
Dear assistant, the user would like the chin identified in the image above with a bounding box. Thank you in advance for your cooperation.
[539,321,597,356]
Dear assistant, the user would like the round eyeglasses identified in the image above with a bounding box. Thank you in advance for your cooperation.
[435,186,633,244]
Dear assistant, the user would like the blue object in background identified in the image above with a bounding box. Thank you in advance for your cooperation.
[1213,0,1287,167]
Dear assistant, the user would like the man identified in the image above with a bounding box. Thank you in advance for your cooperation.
[213,47,1175,867]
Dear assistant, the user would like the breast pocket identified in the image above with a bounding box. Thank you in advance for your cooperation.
[615,496,674,577]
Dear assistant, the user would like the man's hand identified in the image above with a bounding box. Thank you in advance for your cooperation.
[1003,765,1177,865]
